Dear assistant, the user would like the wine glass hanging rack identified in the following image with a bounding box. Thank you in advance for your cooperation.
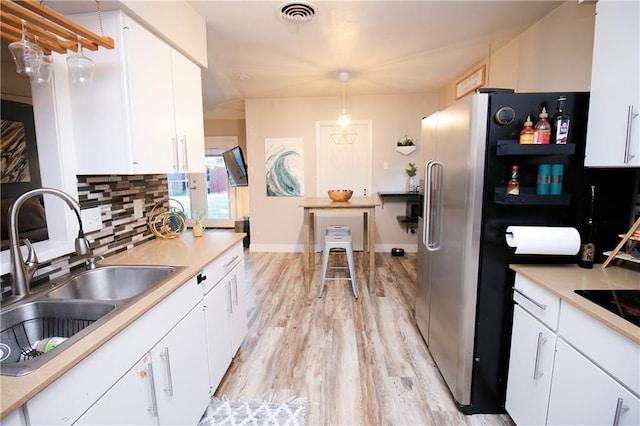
[0,0,114,54]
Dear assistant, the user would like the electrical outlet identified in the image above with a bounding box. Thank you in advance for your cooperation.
[81,207,102,233]
[383,161,389,170]
[133,199,143,219]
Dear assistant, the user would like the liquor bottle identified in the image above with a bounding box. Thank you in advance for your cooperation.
[553,96,570,144]
[519,116,534,144]
[506,165,520,195]
[533,107,551,144]
[578,185,596,269]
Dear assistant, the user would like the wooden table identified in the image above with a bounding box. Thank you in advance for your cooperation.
[299,196,381,293]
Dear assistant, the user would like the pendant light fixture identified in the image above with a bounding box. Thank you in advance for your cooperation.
[337,71,352,128]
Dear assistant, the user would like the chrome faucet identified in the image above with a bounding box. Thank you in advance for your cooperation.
[8,188,90,297]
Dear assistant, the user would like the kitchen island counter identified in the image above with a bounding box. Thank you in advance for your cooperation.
[0,232,245,420]
[510,264,640,344]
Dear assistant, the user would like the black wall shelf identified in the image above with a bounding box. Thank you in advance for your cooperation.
[494,187,571,205]
[496,140,576,156]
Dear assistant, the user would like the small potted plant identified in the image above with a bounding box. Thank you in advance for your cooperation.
[396,135,416,155]
[192,212,205,237]
[405,162,418,191]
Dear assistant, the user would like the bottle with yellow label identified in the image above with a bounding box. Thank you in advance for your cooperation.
[519,116,534,144]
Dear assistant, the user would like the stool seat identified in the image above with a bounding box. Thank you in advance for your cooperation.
[326,225,351,236]
[319,234,357,299]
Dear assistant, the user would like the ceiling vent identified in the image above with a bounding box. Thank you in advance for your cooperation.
[279,1,317,24]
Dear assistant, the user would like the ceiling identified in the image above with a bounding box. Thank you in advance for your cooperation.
[26,1,563,120]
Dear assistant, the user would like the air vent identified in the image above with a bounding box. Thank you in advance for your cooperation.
[279,1,317,24]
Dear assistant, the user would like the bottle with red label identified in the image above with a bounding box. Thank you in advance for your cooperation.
[533,107,551,144]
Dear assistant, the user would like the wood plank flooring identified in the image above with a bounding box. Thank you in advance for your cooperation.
[215,251,515,426]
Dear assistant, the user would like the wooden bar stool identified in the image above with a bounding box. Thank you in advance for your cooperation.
[319,234,358,299]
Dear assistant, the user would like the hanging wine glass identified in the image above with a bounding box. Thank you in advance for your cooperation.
[66,36,94,84]
[8,20,43,76]
[30,54,53,85]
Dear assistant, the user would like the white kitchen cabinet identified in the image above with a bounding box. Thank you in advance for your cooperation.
[76,301,210,425]
[69,11,204,175]
[26,276,204,425]
[200,241,247,391]
[505,304,556,426]
[229,263,248,355]
[585,0,639,167]
[547,339,640,426]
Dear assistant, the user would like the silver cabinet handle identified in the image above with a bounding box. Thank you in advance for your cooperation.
[146,363,159,417]
[226,281,233,314]
[180,135,188,171]
[232,275,239,306]
[513,287,547,310]
[171,136,179,172]
[532,332,547,380]
[612,397,629,426]
[624,105,638,164]
[224,255,240,269]
[160,347,174,396]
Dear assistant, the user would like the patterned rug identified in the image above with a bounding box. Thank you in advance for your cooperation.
[199,397,307,426]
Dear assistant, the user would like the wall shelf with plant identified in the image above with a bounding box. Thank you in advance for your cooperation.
[396,135,416,155]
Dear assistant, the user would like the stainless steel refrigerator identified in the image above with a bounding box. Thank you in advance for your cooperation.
[415,90,636,414]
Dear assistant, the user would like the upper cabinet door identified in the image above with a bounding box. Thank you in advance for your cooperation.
[170,50,205,174]
[585,0,639,167]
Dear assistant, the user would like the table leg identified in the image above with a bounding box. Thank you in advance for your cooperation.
[309,212,315,276]
[303,208,310,291]
[368,208,376,293]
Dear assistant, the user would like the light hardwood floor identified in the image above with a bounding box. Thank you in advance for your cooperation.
[215,250,515,426]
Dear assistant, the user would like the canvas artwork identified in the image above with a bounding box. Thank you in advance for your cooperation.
[1,119,31,183]
[265,138,304,197]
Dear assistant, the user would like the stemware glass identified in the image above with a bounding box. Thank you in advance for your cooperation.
[8,20,43,76]
[66,37,95,84]
[30,55,53,85]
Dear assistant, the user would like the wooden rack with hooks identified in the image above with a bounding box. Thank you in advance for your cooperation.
[601,216,640,269]
[0,0,114,54]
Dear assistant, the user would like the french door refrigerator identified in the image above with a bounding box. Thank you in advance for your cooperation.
[415,90,636,414]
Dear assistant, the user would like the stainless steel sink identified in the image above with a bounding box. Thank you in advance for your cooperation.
[46,265,178,301]
[0,264,184,376]
[0,300,117,376]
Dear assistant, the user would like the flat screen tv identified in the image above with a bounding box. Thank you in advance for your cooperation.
[222,146,248,187]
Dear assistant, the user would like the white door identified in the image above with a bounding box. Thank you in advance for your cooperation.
[315,120,372,250]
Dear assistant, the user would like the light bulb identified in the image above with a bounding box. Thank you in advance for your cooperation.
[337,111,351,127]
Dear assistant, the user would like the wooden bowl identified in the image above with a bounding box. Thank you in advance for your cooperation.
[328,190,353,202]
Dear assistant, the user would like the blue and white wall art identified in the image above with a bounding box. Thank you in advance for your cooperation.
[265,138,304,197]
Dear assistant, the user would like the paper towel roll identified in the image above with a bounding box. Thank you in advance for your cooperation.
[505,226,580,255]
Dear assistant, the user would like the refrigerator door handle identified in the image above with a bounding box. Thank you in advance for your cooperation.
[423,160,435,247]
[426,160,444,251]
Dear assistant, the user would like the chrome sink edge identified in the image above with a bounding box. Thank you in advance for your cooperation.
[0,264,188,376]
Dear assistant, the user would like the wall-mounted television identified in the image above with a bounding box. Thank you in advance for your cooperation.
[222,146,249,187]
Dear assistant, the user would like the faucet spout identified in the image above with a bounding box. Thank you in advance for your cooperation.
[8,187,89,297]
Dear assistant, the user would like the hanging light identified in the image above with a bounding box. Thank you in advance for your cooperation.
[337,71,352,128]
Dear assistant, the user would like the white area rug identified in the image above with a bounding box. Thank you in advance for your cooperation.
[199,397,307,426]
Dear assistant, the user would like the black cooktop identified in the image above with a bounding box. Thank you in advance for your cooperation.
[574,289,640,327]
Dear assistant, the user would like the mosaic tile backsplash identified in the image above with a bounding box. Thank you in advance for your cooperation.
[1,174,169,291]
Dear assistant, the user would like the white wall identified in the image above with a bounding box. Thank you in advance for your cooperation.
[245,93,436,252]
[438,1,596,108]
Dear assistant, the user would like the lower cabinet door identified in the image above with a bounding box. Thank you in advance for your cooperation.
[547,339,640,426]
[505,304,556,426]
[229,262,248,355]
[204,280,232,390]
[152,302,211,425]
[74,355,158,425]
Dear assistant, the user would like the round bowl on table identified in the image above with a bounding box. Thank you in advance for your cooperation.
[328,190,353,202]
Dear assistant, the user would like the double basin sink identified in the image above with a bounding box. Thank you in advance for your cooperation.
[0,265,184,376]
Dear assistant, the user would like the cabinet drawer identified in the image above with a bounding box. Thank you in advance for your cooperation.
[559,301,640,396]
[513,274,560,331]
[201,242,243,294]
